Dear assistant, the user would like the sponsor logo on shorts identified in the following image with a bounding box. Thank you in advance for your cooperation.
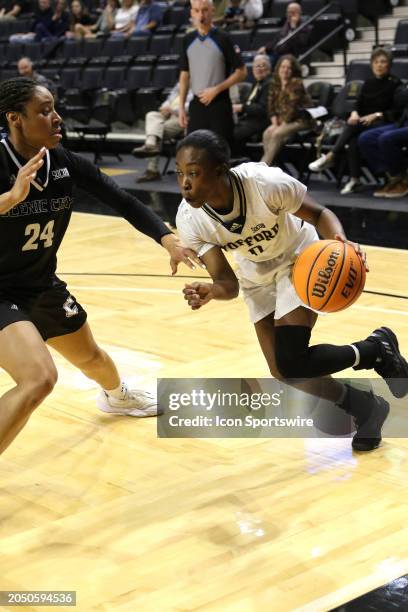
[63,296,79,318]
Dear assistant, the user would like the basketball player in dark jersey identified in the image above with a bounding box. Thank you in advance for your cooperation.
[175,130,408,452]
[0,77,202,456]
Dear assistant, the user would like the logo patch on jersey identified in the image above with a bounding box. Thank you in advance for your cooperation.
[52,168,70,181]
[10,304,18,310]
[251,223,265,232]
[229,222,243,233]
[63,296,79,318]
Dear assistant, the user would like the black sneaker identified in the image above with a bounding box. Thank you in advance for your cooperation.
[367,327,408,398]
[341,385,390,451]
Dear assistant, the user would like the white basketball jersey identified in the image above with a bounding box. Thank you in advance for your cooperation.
[176,163,315,283]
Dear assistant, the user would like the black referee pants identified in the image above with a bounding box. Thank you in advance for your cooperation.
[188,95,234,146]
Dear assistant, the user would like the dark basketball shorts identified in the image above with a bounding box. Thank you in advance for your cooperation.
[0,279,87,341]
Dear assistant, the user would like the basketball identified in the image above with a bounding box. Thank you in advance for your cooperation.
[293,239,366,313]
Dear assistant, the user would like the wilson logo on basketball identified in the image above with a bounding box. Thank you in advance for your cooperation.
[311,249,341,298]
[341,261,358,298]
[293,239,366,313]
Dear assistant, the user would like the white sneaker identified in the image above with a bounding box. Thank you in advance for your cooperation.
[308,154,334,172]
[96,388,160,417]
[340,178,360,195]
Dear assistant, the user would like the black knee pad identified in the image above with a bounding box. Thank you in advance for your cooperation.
[275,325,312,379]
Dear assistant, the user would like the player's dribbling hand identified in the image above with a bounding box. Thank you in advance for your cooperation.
[335,233,369,272]
[9,147,46,207]
[183,283,213,309]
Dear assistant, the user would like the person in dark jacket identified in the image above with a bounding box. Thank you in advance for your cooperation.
[233,54,272,155]
[309,48,401,194]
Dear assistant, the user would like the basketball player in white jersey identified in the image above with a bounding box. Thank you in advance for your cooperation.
[175,130,408,451]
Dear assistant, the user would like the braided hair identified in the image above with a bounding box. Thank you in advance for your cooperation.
[0,77,39,127]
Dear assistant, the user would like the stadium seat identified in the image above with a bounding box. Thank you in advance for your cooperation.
[149,34,173,55]
[126,35,150,56]
[251,28,280,51]
[151,64,178,88]
[126,65,153,89]
[82,39,104,58]
[103,38,126,57]
[306,81,335,109]
[346,60,371,82]
[391,58,408,82]
[229,30,252,51]
[392,19,408,57]
[103,66,127,90]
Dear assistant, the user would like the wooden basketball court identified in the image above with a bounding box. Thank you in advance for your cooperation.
[0,211,407,611]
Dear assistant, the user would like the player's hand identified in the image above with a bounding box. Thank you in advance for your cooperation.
[161,234,205,275]
[335,233,369,272]
[197,86,219,106]
[9,147,46,207]
[183,282,213,310]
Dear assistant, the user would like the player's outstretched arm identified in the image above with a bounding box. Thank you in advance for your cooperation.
[160,233,205,275]
[183,246,239,310]
[0,147,46,214]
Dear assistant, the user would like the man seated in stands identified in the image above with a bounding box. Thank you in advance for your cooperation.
[233,53,271,154]
[0,0,29,20]
[258,2,312,66]
[128,0,163,36]
[132,83,193,183]
[359,89,408,199]
[17,55,59,96]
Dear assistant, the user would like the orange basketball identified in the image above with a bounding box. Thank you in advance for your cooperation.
[293,239,366,313]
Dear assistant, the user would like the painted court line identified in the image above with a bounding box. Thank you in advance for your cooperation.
[68,286,408,316]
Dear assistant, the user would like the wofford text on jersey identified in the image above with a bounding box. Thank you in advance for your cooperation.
[221,222,280,256]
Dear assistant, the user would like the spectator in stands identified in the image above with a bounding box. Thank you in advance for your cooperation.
[17,56,49,88]
[128,0,163,35]
[358,90,408,198]
[223,0,245,30]
[110,0,139,38]
[261,54,312,167]
[17,55,58,96]
[132,83,193,182]
[66,0,93,38]
[221,0,262,29]
[74,0,119,38]
[0,0,28,20]
[233,53,271,154]
[258,2,312,65]
[309,48,401,194]
[179,0,247,144]
[51,0,70,38]
[9,0,54,43]
[241,0,262,27]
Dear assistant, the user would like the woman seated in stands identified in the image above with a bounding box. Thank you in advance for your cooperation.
[309,48,401,195]
[65,0,93,38]
[74,0,119,38]
[261,54,313,167]
[109,0,139,38]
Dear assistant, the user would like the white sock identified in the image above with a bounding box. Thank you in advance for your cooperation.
[350,344,360,368]
[145,135,156,147]
[103,381,127,399]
